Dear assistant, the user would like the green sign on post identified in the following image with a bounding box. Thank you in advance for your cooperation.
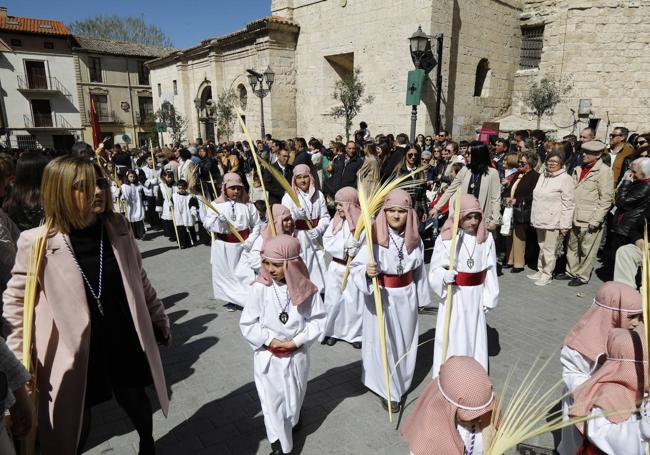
[155,122,167,133]
[405,69,425,106]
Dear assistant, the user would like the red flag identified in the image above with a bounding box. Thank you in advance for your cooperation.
[90,97,102,148]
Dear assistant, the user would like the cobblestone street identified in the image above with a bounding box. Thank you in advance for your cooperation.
[83,233,603,455]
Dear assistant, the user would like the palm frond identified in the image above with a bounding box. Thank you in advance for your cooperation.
[358,181,393,422]
[441,190,462,360]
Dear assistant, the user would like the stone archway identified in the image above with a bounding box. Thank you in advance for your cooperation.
[196,81,215,143]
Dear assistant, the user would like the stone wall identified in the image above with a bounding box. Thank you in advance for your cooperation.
[512,0,650,140]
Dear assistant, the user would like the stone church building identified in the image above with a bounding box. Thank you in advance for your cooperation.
[147,0,650,144]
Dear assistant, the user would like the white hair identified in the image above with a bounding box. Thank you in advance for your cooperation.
[633,157,650,178]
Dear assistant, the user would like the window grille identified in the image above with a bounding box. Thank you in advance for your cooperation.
[519,25,544,70]
[16,135,38,150]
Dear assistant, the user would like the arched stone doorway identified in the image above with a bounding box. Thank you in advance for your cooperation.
[196,82,216,143]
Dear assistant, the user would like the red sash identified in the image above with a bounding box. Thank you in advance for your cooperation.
[455,270,487,286]
[295,218,320,230]
[266,345,298,357]
[216,229,250,243]
[377,271,414,288]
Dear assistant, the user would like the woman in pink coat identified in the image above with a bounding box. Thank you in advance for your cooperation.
[3,156,170,455]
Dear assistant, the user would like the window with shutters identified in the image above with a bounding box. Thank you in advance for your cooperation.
[519,25,544,70]
[89,56,102,82]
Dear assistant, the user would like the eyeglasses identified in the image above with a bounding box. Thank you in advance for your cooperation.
[407,153,418,158]
[637,140,648,145]
[425,138,432,142]
[546,160,561,165]
[517,161,528,166]
[609,133,623,138]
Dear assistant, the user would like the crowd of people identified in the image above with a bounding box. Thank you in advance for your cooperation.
[0,120,648,455]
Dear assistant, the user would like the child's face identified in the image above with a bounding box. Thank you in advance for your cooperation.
[461,213,482,233]
[177,185,188,194]
[262,259,285,281]
[282,216,295,234]
[226,186,242,200]
[164,175,173,184]
[386,207,408,231]
[335,202,346,219]
[127,173,137,183]
[450,169,457,179]
[295,174,310,192]
[624,314,642,330]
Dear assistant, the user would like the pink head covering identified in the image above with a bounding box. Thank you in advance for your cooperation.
[216,172,249,202]
[570,328,646,426]
[256,234,317,306]
[331,187,361,234]
[292,164,316,199]
[374,189,420,254]
[441,194,487,244]
[261,204,294,241]
[564,282,643,362]
[401,356,495,455]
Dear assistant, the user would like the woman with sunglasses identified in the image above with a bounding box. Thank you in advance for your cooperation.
[394,144,429,220]
[3,156,170,454]
[503,151,540,272]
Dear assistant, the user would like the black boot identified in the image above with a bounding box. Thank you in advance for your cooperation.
[270,440,288,455]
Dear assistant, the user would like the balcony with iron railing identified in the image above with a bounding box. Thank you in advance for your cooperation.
[17,74,72,97]
[24,113,74,129]
[88,110,119,123]
[135,111,156,125]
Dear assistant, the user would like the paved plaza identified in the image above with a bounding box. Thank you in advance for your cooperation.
[82,232,604,455]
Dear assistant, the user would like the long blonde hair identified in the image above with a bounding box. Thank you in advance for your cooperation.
[41,156,112,233]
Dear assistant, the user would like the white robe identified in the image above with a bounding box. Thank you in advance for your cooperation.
[172,193,197,227]
[160,185,176,221]
[240,282,326,454]
[140,165,160,198]
[321,220,364,343]
[350,234,430,402]
[558,346,600,455]
[236,230,265,286]
[585,408,647,455]
[429,233,499,378]
[204,200,261,307]
[110,181,123,214]
[120,183,145,223]
[282,191,330,292]
[409,424,484,455]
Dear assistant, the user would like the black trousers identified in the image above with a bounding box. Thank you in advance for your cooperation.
[144,196,161,229]
[161,219,177,241]
[177,225,197,248]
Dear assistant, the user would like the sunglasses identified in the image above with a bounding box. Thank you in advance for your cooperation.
[637,140,648,145]
[609,133,623,137]
[517,161,527,166]
[407,153,418,158]
[73,178,110,191]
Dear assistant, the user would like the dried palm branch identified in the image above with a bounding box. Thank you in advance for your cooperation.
[22,220,51,455]
[358,182,393,422]
[441,190,462,361]
[235,107,276,236]
[160,180,182,250]
[199,196,245,244]
[484,354,612,455]
[339,166,428,290]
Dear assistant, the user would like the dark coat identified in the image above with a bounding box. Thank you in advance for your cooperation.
[263,162,293,206]
[331,153,363,193]
[293,149,313,167]
[380,146,407,183]
[613,179,650,238]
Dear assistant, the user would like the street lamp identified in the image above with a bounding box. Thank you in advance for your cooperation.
[193,97,202,142]
[247,66,275,139]
[407,26,442,141]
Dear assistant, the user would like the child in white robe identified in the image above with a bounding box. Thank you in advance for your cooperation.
[240,234,326,455]
[558,281,643,455]
[430,194,499,378]
[173,179,199,249]
[156,170,177,243]
[350,189,431,413]
[321,186,364,349]
[121,169,146,239]
[569,328,650,455]
[401,356,496,455]
[204,172,261,311]
[237,204,296,286]
[281,164,330,293]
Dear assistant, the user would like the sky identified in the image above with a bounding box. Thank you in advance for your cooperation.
[4,0,272,49]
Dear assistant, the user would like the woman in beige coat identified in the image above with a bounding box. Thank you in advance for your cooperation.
[528,150,576,286]
[3,156,170,455]
[357,142,381,190]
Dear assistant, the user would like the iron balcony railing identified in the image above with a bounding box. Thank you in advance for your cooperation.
[24,113,73,129]
[17,74,72,96]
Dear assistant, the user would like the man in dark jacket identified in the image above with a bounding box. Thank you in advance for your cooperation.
[331,141,363,193]
[263,148,293,205]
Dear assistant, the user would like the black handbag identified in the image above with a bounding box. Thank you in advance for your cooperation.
[513,200,532,225]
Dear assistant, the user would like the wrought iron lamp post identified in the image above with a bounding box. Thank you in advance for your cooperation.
[246,66,275,139]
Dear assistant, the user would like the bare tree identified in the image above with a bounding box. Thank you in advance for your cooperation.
[330,68,374,140]
[215,89,238,142]
[156,102,187,144]
[525,76,572,129]
[69,14,173,47]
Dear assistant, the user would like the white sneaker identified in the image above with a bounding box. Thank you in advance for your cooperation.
[534,277,552,286]
[527,272,541,280]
